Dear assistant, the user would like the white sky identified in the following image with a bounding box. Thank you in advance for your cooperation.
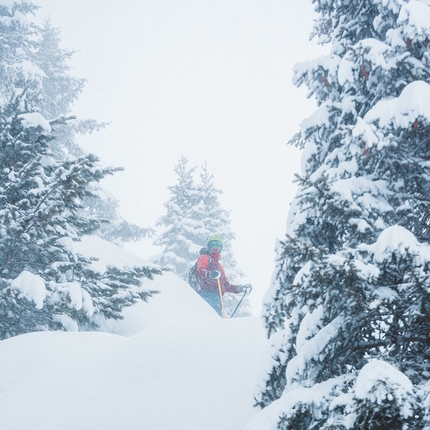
[34,0,325,314]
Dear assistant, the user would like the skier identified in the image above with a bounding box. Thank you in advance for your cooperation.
[196,236,249,317]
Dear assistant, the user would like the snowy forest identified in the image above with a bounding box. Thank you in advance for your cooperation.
[251,0,430,428]
[2,0,430,429]
[0,0,164,338]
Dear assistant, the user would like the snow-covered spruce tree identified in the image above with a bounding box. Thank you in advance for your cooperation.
[0,1,161,339]
[195,163,250,317]
[154,157,249,316]
[30,18,99,160]
[153,155,201,277]
[33,17,150,244]
[248,1,430,429]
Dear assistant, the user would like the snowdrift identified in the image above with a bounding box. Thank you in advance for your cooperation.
[0,237,266,430]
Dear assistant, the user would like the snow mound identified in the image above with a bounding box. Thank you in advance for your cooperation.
[0,238,266,430]
[398,0,430,42]
[359,225,430,264]
[364,80,430,129]
[74,234,160,272]
[355,360,414,418]
[10,270,46,310]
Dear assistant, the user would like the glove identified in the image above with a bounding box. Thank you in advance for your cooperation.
[240,284,252,294]
[207,270,221,279]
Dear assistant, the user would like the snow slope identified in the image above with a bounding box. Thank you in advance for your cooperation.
[0,237,266,430]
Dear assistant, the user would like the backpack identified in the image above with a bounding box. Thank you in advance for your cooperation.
[188,261,201,293]
[188,248,211,293]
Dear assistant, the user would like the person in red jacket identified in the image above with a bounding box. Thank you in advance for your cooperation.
[196,236,244,316]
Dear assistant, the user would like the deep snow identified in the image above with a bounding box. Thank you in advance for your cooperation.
[0,237,266,430]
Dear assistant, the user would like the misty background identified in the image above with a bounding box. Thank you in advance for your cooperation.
[33,0,325,313]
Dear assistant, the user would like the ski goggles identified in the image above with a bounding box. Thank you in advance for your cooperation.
[207,240,223,251]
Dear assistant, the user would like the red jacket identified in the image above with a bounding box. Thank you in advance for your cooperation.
[196,252,240,295]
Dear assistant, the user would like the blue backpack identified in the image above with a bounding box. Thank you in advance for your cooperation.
[188,248,211,293]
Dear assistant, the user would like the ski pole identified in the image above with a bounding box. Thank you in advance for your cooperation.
[217,278,227,318]
[230,290,247,318]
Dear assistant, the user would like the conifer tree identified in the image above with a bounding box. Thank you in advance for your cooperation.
[153,155,200,277]
[0,1,161,339]
[154,156,250,316]
[195,164,250,317]
[194,163,243,282]
[248,1,430,428]
[33,17,150,244]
